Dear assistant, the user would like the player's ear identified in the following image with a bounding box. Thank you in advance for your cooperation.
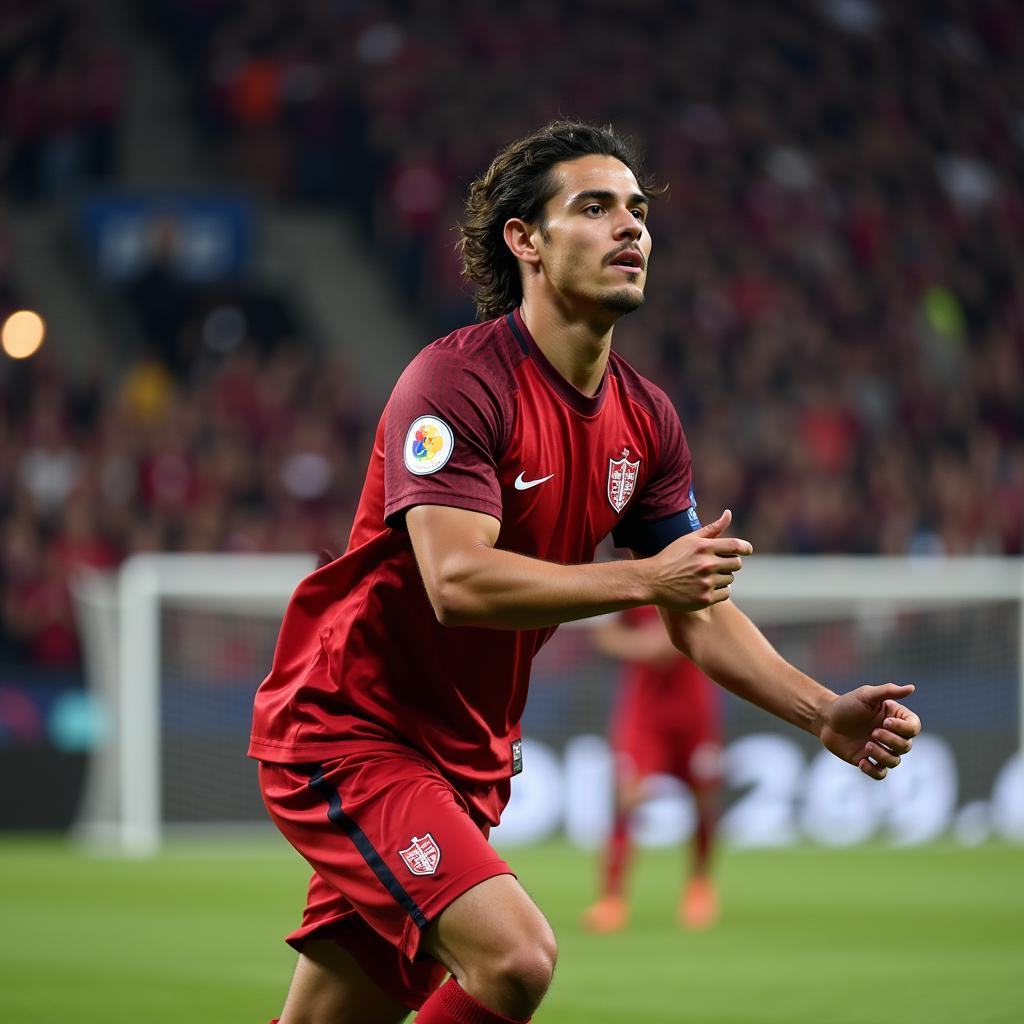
[503,217,541,266]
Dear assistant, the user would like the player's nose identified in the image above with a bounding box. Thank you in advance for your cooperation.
[613,211,643,241]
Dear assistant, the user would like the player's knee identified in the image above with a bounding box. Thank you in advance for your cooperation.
[483,923,558,1010]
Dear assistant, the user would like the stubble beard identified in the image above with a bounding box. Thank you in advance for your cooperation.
[552,241,647,319]
[601,287,645,316]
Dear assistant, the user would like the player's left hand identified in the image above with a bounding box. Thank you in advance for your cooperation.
[818,683,921,780]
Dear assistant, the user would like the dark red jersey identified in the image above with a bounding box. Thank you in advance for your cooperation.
[249,309,700,819]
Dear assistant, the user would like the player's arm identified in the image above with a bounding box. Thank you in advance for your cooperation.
[659,600,921,780]
[406,504,751,631]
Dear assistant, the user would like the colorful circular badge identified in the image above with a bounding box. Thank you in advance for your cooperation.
[403,415,454,475]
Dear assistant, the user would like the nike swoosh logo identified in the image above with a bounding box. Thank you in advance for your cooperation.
[514,471,554,491]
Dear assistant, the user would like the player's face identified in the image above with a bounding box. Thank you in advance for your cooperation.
[534,155,652,317]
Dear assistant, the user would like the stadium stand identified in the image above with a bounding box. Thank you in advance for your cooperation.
[0,0,124,201]
[1,0,1023,680]
[149,0,1024,552]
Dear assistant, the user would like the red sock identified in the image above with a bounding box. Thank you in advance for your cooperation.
[693,808,717,877]
[416,977,530,1023]
[604,812,631,898]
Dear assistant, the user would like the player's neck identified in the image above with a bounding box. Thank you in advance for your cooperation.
[519,299,613,397]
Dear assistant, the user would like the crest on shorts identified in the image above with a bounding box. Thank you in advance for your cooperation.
[399,833,441,876]
[607,451,641,513]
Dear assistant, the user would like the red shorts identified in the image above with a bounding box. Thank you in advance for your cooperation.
[259,745,514,1011]
[613,687,724,791]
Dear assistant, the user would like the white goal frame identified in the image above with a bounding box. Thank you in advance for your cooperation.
[73,554,314,854]
[73,553,1024,855]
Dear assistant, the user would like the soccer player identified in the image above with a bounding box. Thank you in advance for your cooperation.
[582,605,723,934]
[250,120,921,1024]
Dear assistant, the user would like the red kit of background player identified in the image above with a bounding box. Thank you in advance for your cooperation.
[611,605,723,790]
[583,604,724,934]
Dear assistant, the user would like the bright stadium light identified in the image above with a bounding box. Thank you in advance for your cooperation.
[2,309,46,360]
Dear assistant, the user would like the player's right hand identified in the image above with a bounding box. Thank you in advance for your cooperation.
[646,509,752,611]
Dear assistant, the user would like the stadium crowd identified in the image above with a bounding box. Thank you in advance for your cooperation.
[153,0,1024,548]
[0,0,124,201]
[2,0,1023,669]
[0,330,374,666]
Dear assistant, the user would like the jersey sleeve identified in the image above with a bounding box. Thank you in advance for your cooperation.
[612,386,702,555]
[383,346,509,528]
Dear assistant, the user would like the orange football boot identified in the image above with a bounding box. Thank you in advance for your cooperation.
[581,895,629,933]
[679,877,718,929]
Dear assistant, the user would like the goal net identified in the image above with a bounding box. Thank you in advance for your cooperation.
[72,555,314,854]
[72,554,1024,854]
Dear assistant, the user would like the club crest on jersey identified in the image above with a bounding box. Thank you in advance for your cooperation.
[403,415,454,475]
[399,833,441,876]
[607,452,641,513]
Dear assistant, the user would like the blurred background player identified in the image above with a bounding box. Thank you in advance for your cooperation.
[583,605,723,933]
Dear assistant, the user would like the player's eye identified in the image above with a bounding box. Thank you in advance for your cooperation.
[631,208,647,222]
[584,204,604,216]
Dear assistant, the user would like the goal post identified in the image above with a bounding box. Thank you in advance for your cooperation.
[73,554,315,855]
[71,554,1024,855]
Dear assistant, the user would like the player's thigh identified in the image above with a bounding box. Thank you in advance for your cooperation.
[280,939,410,1024]
[612,754,650,811]
[262,752,513,1010]
[261,753,510,963]
[614,726,671,808]
[676,734,725,794]
[421,873,556,982]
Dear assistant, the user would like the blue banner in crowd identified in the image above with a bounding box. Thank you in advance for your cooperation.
[80,191,254,283]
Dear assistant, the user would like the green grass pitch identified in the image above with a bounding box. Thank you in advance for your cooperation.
[1,836,1022,1022]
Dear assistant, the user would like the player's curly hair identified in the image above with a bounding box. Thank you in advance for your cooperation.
[458,120,663,322]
